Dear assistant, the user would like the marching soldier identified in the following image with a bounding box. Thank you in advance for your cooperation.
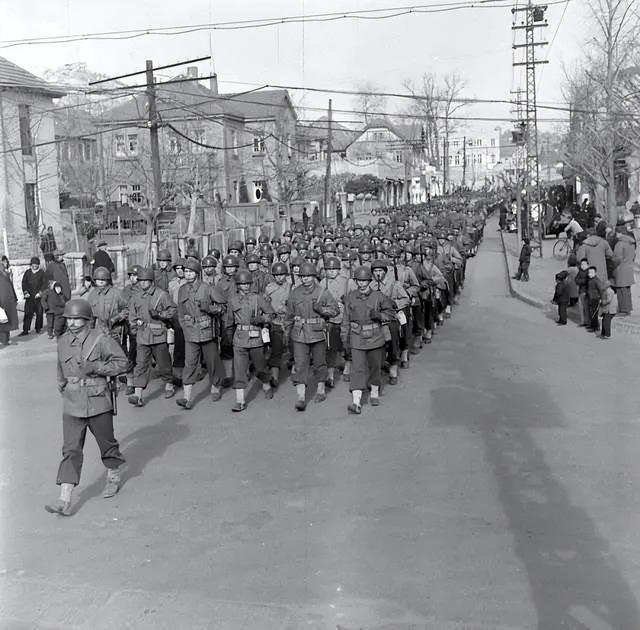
[264,262,292,387]
[224,269,275,412]
[216,255,240,385]
[45,298,127,516]
[341,266,395,414]
[175,259,226,409]
[153,249,175,291]
[128,267,177,407]
[201,255,218,286]
[285,262,339,411]
[320,255,346,388]
[87,266,128,344]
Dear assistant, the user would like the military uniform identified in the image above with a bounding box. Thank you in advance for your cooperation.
[264,278,292,373]
[87,285,129,344]
[55,327,127,487]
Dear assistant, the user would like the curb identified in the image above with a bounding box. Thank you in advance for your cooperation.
[498,229,640,336]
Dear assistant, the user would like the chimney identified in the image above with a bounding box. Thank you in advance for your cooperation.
[186,66,198,79]
[210,73,218,95]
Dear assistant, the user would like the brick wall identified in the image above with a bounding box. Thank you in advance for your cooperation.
[3,232,38,260]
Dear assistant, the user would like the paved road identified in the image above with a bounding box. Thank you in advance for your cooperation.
[1,221,640,629]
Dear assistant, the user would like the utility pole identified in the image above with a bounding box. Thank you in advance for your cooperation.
[324,99,332,223]
[146,60,162,232]
[442,137,448,195]
[512,2,548,256]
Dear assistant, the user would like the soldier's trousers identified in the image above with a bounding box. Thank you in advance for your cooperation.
[183,340,224,387]
[124,331,137,373]
[56,412,125,486]
[411,301,424,337]
[292,340,327,385]
[268,325,286,368]
[385,320,402,364]
[325,323,343,368]
[133,342,172,387]
[233,345,269,389]
[350,346,384,391]
[171,319,185,369]
[23,297,43,333]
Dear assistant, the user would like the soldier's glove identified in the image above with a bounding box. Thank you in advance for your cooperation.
[250,315,264,327]
[312,301,325,316]
[369,309,383,322]
[148,308,159,319]
[319,306,334,320]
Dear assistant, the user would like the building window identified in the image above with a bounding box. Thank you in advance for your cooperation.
[454,154,460,165]
[253,180,266,201]
[477,153,482,164]
[127,134,138,155]
[253,136,265,154]
[286,133,292,159]
[453,140,459,148]
[119,184,128,205]
[115,134,126,157]
[19,104,32,156]
[169,136,181,155]
[490,153,496,163]
[394,151,403,163]
[193,128,206,153]
[448,155,453,165]
[476,139,482,146]
[130,184,143,204]
[233,180,239,203]
[24,183,37,230]
[490,138,496,147]
[231,130,238,156]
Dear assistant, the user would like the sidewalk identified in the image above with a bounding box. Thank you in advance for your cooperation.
[499,222,640,337]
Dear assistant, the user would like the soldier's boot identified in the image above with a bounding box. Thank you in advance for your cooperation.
[263,382,274,400]
[163,382,176,399]
[313,381,326,403]
[172,367,184,388]
[45,482,74,516]
[210,384,222,402]
[232,388,247,413]
[270,367,280,388]
[128,387,145,407]
[326,367,335,389]
[400,350,410,368]
[103,466,122,499]
[295,384,307,411]
[348,389,362,414]
[389,364,399,386]
[342,361,351,382]
[176,384,194,410]
[370,384,380,406]
[425,330,433,344]
[445,305,452,318]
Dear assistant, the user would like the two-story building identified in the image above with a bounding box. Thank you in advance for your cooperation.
[0,56,65,258]
[443,127,502,190]
[95,69,298,217]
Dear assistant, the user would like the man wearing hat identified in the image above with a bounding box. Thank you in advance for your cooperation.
[45,250,71,300]
[20,256,46,336]
[91,240,115,277]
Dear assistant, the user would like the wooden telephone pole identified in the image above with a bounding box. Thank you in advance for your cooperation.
[323,99,333,223]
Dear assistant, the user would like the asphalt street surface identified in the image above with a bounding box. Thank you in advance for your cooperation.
[1,220,640,629]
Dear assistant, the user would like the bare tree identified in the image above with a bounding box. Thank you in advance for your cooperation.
[352,82,388,124]
[563,0,640,220]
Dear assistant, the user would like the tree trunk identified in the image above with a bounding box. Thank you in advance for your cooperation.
[187,194,198,235]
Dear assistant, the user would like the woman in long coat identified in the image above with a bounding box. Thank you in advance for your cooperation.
[576,221,614,283]
[0,266,18,345]
[612,225,637,315]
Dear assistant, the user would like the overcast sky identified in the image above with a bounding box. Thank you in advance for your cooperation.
[1,0,587,133]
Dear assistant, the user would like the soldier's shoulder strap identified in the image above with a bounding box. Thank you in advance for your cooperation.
[83,330,106,362]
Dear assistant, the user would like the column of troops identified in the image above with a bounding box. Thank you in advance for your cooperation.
[45,201,486,515]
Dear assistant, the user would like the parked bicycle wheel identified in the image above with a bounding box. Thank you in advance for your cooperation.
[553,239,570,259]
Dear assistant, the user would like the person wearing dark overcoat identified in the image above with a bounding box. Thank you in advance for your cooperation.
[20,256,46,335]
[612,224,636,315]
[0,265,18,346]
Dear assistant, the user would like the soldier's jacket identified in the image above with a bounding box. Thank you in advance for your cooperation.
[320,275,346,324]
[121,282,140,303]
[201,273,216,286]
[392,263,420,298]
[87,285,128,334]
[57,326,128,417]
[264,279,292,327]
[177,279,225,343]
[371,274,411,311]
[224,291,274,349]
[286,281,339,344]
[129,285,176,345]
[153,266,175,291]
[249,269,271,295]
[215,274,237,304]
[168,276,187,304]
[438,243,463,270]
[341,288,395,350]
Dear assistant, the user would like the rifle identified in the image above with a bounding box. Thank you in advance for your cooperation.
[107,376,118,416]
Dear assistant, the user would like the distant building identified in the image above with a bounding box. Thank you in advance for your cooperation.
[443,127,502,190]
[0,56,65,258]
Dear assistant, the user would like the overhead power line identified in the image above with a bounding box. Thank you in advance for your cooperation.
[0,0,569,48]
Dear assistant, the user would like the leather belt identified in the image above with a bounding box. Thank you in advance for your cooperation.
[237,324,260,331]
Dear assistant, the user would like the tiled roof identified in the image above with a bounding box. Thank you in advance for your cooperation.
[0,56,66,97]
[219,89,296,120]
[297,117,359,152]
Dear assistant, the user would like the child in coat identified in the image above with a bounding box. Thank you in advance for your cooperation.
[599,280,617,339]
[566,254,579,307]
[512,238,532,281]
[41,281,68,338]
[552,270,570,325]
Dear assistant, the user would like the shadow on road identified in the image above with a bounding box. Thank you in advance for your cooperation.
[73,414,190,510]
[431,366,640,629]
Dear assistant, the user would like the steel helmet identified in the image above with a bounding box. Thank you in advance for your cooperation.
[371,259,388,271]
[388,246,402,259]
[283,230,293,238]
[306,249,320,261]
[201,255,217,268]
[258,234,270,244]
[299,262,317,277]
[322,242,337,253]
[245,236,257,246]
[136,267,154,281]
[277,243,291,254]
[290,256,305,268]
[324,256,341,270]
[208,248,221,260]
[62,298,93,320]
[173,258,187,270]
[271,262,289,275]
[259,243,272,256]
[222,255,239,267]
[245,253,260,265]
[184,259,201,273]
[358,242,374,254]
[353,266,373,281]
[128,264,142,276]
[92,266,111,281]
[229,240,244,253]
[235,270,252,285]
[157,249,172,262]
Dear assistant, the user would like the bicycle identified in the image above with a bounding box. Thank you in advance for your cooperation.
[553,237,573,259]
